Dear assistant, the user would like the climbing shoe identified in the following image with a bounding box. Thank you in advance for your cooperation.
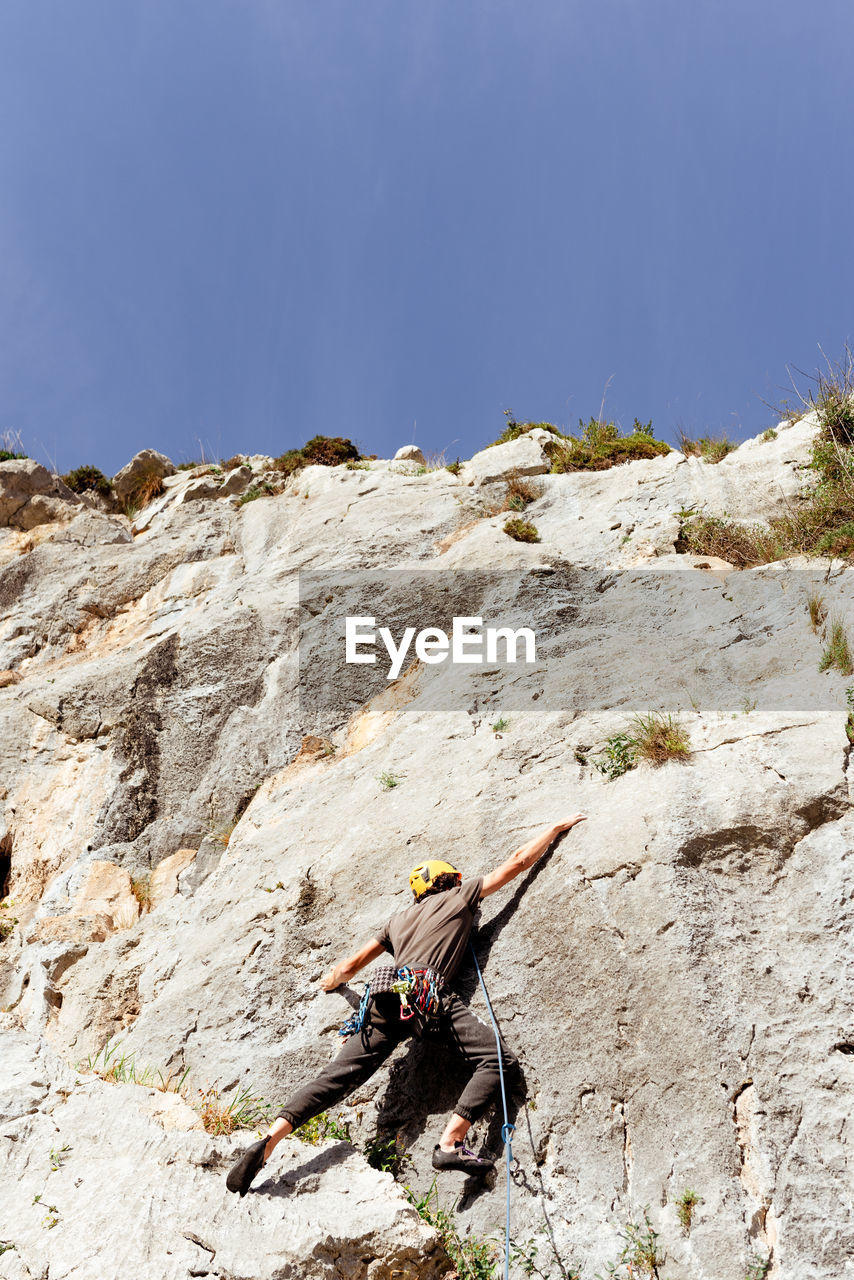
[226,1138,267,1196]
[432,1142,495,1175]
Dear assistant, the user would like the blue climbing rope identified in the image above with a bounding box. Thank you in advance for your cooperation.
[469,941,514,1280]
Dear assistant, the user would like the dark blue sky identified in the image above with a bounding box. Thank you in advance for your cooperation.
[1,1,852,474]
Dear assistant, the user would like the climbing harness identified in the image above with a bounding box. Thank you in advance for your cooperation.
[470,940,515,1280]
[337,965,444,1037]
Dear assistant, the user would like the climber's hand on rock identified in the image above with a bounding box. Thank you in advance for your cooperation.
[320,968,341,991]
[561,813,586,831]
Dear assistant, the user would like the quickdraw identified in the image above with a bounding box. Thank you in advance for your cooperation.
[337,966,443,1037]
[392,966,443,1021]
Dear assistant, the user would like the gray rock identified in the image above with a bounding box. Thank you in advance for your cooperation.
[0,1019,449,1280]
[2,412,853,1278]
[393,445,426,465]
[112,449,176,502]
[465,433,551,483]
[0,460,81,530]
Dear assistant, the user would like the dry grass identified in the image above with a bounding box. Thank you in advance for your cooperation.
[678,430,738,463]
[195,1084,275,1135]
[819,615,853,676]
[808,592,827,633]
[122,468,164,514]
[130,874,151,913]
[629,712,691,764]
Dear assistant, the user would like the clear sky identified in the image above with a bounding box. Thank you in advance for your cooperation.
[1,1,852,476]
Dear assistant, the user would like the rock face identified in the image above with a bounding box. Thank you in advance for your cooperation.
[0,1016,448,1280]
[1,415,853,1279]
[0,460,81,530]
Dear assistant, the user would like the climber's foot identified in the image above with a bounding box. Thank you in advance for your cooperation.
[431,1142,495,1175]
[226,1138,267,1196]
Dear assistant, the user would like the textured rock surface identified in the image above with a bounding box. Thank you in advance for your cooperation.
[0,1017,448,1280]
[0,461,81,531]
[1,417,853,1278]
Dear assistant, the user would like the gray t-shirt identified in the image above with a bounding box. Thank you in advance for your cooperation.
[374,878,484,982]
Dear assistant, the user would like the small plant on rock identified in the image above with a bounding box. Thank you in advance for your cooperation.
[762,428,778,442]
[593,732,638,780]
[597,1208,665,1279]
[845,687,854,743]
[196,1083,275,1135]
[364,1132,412,1178]
[630,712,691,764]
[819,615,854,675]
[492,716,509,733]
[675,1187,702,1235]
[678,430,738,463]
[808,591,827,632]
[62,465,113,496]
[291,1111,352,1145]
[504,516,541,543]
[378,771,402,790]
[445,458,463,475]
[130,874,151,913]
[744,1253,772,1280]
[405,1182,498,1280]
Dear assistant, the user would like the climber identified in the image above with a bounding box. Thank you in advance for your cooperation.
[226,813,587,1197]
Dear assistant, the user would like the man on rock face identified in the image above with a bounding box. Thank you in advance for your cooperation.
[226,814,586,1197]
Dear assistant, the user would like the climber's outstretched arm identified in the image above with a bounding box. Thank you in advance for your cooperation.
[320,939,385,991]
[480,814,586,899]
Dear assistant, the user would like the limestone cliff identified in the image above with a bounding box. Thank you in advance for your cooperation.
[1,418,852,1279]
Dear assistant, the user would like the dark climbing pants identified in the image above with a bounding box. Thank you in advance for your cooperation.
[276,991,518,1129]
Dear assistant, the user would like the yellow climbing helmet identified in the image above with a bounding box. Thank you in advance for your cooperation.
[409,860,462,899]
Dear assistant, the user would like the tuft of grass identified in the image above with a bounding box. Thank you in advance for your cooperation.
[846,687,854,744]
[81,1039,191,1095]
[445,458,463,475]
[122,467,164,514]
[492,717,509,734]
[505,470,544,510]
[62,465,113,496]
[291,1111,352,1145]
[196,1083,276,1135]
[815,520,854,558]
[819,615,854,675]
[548,418,670,473]
[675,514,784,567]
[681,349,854,568]
[678,430,738,463]
[238,482,276,505]
[675,1188,702,1236]
[405,1181,498,1280]
[130,874,151,913]
[503,516,541,543]
[378,771,402,790]
[762,428,778,442]
[808,591,827,632]
[630,712,691,764]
